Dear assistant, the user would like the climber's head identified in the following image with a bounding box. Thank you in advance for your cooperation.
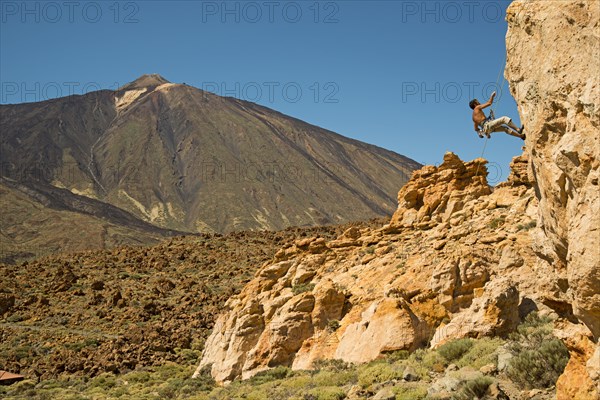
[469,99,480,109]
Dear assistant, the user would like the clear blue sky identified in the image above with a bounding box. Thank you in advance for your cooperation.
[1,0,520,183]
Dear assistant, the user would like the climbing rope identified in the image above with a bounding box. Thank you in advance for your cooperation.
[490,54,507,117]
[474,55,508,178]
[474,137,489,179]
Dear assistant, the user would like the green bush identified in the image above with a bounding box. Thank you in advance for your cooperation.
[507,340,569,389]
[306,386,346,400]
[326,319,340,332]
[279,373,313,391]
[312,370,356,387]
[516,221,537,231]
[394,385,428,400]
[89,373,117,390]
[248,366,293,385]
[292,283,315,295]
[6,313,24,323]
[456,337,504,369]
[358,362,403,388]
[437,338,474,363]
[312,358,352,372]
[509,312,553,344]
[65,338,99,352]
[177,347,203,365]
[399,349,446,380]
[126,370,152,383]
[384,350,410,363]
[506,312,569,389]
[110,386,130,398]
[488,216,506,229]
[246,388,270,400]
[189,364,216,392]
[453,376,493,400]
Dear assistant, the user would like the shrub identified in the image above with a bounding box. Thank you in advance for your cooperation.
[506,312,569,389]
[312,358,352,372]
[13,345,32,361]
[6,313,24,323]
[456,337,504,369]
[279,374,313,391]
[306,386,346,400]
[357,362,402,388]
[177,347,203,365]
[66,338,100,352]
[437,338,474,363]
[507,340,569,389]
[516,221,537,231]
[384,349,410,363]
[401,349,433,380]
[453,376,493,400]
[312,370,356,387]
[246,388,270,400]
[394,385,428,400]
[326,319,340,332]
[126,370,152,383]
[90,373,117,390]
[110,386,130,398]
[292,283,315,295]
[154,363,190,380]
[509,312,552,344]
[157,385,177,398]
[248,366,292,385]
[189,364,216,392]
[488,216,506,229]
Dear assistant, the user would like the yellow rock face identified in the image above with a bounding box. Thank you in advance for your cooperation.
[506,0,600,397]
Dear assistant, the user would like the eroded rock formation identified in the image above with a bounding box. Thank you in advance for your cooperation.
[196,152,549,382]
[506,1,599,398]
[506,0,599,340]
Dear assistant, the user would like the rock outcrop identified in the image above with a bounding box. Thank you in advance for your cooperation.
[389,153,491,230]
[196,152,549,382]
[506,1,599,398]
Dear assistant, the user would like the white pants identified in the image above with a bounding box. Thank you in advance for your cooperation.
[483,116,512,134]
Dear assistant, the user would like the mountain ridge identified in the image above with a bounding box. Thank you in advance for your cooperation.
[0,75,421,261]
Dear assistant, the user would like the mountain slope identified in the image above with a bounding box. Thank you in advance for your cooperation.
[0,178,186,263]
[1,75,421,240]
[0,219,386,379]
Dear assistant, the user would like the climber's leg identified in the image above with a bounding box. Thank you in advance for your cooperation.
[493,125,523,139]
[484,117,509,132]
[487,116,525,140]
[505,118,525,135]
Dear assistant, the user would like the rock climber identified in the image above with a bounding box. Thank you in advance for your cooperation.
[469,91,525,140]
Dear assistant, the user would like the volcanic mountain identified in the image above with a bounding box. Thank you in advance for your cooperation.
[0,75,420,261]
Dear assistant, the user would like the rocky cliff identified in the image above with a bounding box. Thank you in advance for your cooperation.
[195,1,599,397]
[196,152,545,381]
[506,1,599,398]
[507,0,599,340]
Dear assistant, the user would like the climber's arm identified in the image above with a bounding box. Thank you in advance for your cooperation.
[479,91,496,109]
[474,121,480,132]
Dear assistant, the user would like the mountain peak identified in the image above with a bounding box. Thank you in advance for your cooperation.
[119,74,170,91]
